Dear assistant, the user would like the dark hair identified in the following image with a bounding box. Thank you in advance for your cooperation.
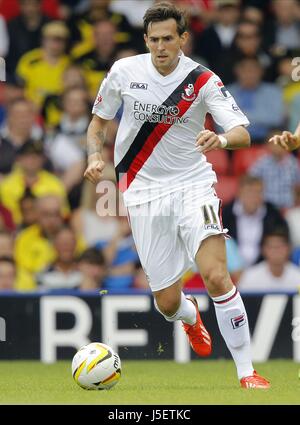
[143,2,187,35]
[16,138,44,157]
[62,86,90,105]
[0,256,15,267]
[262,228,290,246]
[7,97,32,112]
[236,20,261,37]
[79,248,106,267]
[235,55,261,67]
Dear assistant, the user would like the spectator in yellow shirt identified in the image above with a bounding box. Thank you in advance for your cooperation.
[0,232,34,291]
[0,139,69,225]
[16,20,71,108]
[69,0,136,59]
[41,64,88,130]
[74,19,119,97]
[15,195,85,290]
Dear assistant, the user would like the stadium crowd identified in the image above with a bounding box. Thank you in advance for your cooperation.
[0,0,300,292]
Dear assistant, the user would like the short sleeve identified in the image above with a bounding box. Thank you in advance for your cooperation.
[92,62,122,120]
[202,75,250,132]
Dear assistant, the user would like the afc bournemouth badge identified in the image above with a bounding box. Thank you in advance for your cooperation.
[181,83,196,101]
[94,94,103,106]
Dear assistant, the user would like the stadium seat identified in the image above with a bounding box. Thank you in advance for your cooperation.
[183,270,206,289]
[232,146,268,176]
[214,175,239,205]
[205,149,229,175]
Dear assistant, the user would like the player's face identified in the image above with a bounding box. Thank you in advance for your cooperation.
[0,262,15,290]
[144,19,188,76]
[38,199,63,236]
[262,236,290,266]
[239,182,263,214]
[54,229,77,263]
[43,36,67,57]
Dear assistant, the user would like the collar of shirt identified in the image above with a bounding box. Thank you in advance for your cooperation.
[59,115,89,135]
[214,24,237,47]
[147,51,186,86]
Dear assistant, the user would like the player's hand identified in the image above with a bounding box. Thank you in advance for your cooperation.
[195,130,222,154]
[268,131,299,152]
[83,159,106,184]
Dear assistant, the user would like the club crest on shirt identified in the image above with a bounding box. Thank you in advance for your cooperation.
[95,94,103,106]
[181,83,196,101]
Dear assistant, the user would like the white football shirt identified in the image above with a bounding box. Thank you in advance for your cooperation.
[92,52,249,206]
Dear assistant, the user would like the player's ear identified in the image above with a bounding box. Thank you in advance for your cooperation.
[144,34,149,49]
[180,31,189,48]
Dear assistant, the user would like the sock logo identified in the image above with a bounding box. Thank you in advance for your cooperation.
[231,313,246,329]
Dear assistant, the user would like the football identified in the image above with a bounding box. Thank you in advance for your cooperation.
[71,342,121,390]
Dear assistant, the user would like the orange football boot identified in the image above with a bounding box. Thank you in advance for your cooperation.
[240,371,270,389]
[182,295,212,357]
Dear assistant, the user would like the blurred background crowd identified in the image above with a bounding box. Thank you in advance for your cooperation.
[0,0,300,293]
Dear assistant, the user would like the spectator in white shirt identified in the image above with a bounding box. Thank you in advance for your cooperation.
[249,132,300,209]
[238,229,300,292]
[46,86,90,209]
[285,184,300,249]
[222,175,288,266]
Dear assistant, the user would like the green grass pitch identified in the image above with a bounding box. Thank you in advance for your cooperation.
[0,360,299,405]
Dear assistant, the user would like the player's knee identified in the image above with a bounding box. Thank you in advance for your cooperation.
[154,296,180,318]
[202,266,228,293]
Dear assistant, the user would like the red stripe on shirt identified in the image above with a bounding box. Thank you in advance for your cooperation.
[118,70,213,192]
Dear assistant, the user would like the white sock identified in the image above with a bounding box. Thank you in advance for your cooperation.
[154,292,196,325]
[212,287,254,380]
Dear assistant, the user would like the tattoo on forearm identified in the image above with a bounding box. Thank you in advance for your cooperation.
[87,130,105,156]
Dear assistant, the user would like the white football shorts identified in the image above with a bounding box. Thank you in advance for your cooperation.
[127,183,227,292]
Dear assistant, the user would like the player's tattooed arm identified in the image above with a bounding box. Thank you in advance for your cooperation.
[84,115,109,184]
[87,129,106,156]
